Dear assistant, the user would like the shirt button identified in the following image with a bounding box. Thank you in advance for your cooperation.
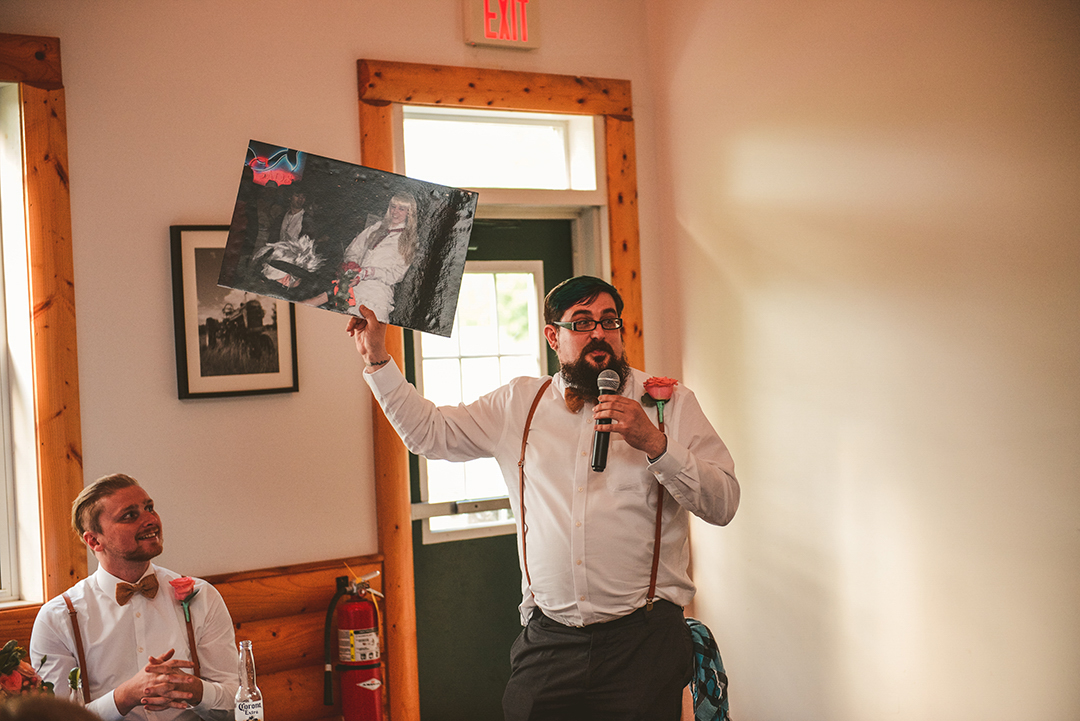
[138,647,144,653]
[576,522,581,527]
[576,560,582,565]
[580,596,586,601]
[578,487,584,492]
[135,612,141,618]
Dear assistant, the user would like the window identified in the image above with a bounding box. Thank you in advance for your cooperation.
[0,82,36,602]
[412,262,546,542]
[403,106,597,191]
[0,35,86,618]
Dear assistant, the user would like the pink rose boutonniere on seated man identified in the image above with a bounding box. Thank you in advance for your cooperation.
[641,376,678,432]
[169,576,198,620]
[169,576,202,678]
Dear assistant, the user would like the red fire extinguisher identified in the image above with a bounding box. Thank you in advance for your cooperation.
[325,572,384,721]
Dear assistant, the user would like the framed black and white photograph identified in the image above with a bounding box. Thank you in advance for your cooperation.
[217,139,478,337]
[171,225,299,399]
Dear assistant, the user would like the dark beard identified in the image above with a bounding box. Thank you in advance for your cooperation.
[559,339,632,401]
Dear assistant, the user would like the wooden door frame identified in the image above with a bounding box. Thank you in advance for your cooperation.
[356,59,644,721]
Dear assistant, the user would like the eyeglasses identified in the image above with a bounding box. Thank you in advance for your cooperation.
[552,317,624,333]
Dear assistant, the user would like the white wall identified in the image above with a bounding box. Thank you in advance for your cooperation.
[0,0,660,576]
[646,1,1080,720]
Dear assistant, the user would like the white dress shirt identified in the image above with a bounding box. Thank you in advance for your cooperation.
[30,564,237,721]
[366,363,740,626]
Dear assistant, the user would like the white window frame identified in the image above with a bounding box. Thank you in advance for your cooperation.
[411,260,547,544]
[0,81,42,603]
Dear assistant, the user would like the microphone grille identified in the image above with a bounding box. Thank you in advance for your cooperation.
[597,369,621,392]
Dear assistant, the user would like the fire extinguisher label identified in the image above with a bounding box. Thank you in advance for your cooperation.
[339,628,380,662]
[358,678,383,691]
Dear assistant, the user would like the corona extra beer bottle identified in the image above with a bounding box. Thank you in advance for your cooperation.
[235,640,264,721]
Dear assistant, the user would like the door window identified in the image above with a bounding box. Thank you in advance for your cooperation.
[413,261,545,541]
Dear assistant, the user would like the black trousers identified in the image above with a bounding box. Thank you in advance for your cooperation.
[502,600,693,721]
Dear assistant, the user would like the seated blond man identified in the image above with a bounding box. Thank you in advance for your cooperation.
[30,474,237,720]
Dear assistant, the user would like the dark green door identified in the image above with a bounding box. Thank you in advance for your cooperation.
[405,218,573,721]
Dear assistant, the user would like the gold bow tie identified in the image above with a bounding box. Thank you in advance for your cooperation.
[563,387,593,414]
[115,574,159,606]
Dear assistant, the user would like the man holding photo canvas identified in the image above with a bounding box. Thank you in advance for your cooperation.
[348,275,739,721]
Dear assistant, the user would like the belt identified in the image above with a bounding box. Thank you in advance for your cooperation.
[531,599,682,631]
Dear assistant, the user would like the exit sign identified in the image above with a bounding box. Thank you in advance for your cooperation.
[463,0,540,50]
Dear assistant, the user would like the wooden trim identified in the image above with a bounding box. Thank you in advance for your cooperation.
[0,33,62,90]
[358,59,632,119]
[357,101,420,721]
[604,115,644,366]
[0,33,85,625]
[358,60,645,721]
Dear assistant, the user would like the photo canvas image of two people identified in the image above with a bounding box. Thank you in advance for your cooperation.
[218,139,479,337]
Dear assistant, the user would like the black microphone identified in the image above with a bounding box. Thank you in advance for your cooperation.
[591,369,621,472]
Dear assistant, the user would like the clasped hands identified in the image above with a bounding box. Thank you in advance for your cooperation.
[117,648,202,714]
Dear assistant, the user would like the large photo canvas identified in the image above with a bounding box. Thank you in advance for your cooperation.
[218,140,478,337]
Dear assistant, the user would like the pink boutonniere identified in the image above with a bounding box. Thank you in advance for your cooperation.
[641,376,678,432]
[169,576,199,622]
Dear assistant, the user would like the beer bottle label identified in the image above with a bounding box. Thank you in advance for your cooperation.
[235,699,264,720]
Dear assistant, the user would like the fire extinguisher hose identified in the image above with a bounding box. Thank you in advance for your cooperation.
[324,576,350,706]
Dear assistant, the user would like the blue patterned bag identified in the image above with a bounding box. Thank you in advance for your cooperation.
[686,618,730,721]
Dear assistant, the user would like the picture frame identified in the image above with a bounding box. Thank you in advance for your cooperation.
[170,225,299,399]
[217,140,476,337]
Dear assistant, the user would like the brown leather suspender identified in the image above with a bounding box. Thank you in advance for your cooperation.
[518,378,552,590]
[60,584,203,705]
[62,593,91,704]
[518,379,665,611]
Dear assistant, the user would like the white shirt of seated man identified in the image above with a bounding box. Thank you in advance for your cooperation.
[30,482,236,721]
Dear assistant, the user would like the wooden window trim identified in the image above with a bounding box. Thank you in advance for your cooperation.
[356,59,643,721]
[0,33,86,638]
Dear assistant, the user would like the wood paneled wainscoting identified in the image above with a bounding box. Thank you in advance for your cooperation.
[205,554,386,721]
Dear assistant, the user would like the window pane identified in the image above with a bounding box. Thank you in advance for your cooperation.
[457,274,499,357]
[402,106,596,191]
[461,357,500,404]
[427,460,465,504]
[496,273,535,355]
[416,262,544,542]
[422,358,462,407]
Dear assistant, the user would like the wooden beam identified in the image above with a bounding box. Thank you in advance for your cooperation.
[358,99,421,721]
[21,83,87,599]
[208,555,383,623]
[604,115,644,367]
[358,59,632,119]
[0,33,62,90]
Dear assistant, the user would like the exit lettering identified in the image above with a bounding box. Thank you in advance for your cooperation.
[484,0,531,43]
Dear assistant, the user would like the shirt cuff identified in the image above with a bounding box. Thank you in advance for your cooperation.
[88,690,124,721]
[363,357,405,395]
[648,438,685,479]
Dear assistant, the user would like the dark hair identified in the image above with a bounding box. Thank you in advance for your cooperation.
[543,276,624,325]
[71,473,141,537]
